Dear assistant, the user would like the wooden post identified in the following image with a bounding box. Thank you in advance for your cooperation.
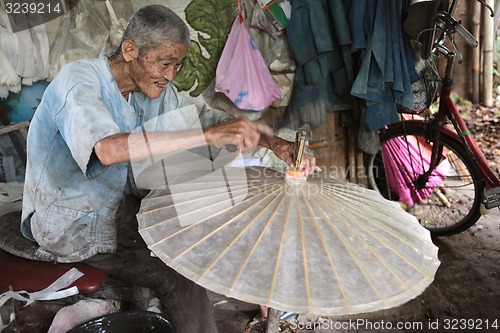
[347,126,357,184]
[471,0,481,103]
[482,0,495,107]
[311,112,346,181]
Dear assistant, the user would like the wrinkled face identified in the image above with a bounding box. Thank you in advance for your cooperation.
[130,42,188,99]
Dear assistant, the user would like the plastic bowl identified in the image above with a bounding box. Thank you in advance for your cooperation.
[67,311,174,333]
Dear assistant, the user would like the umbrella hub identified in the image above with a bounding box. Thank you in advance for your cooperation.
[285,167,307,184]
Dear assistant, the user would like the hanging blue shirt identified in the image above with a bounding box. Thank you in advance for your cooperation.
[21,54,231,263]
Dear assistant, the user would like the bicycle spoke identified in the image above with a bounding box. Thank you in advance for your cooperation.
[368,123,483,236]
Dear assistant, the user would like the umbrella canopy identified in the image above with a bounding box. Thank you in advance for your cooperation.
[137,165,440,316]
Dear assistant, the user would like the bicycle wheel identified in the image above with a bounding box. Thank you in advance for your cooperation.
[367,122,485,236]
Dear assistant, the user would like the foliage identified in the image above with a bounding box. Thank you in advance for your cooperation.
[494,62,500,95]
[172,0,237,97]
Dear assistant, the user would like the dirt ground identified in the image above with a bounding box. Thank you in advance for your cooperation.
[412,209,500,330]
[213,207,500,333]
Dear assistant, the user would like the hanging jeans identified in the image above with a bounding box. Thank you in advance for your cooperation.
[285,0,354,126]
[349,0,418,131]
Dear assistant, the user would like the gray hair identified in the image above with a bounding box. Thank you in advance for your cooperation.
[113,4,190,57]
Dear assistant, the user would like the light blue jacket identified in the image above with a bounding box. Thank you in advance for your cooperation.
[21,55,230,263]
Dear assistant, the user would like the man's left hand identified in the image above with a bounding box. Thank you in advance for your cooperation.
[269,136,322,176]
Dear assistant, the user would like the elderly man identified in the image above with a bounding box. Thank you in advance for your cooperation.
[20,4,319,333]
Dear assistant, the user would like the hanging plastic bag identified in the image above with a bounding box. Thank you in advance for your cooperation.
[215,11,283,111]
[70,0,109,53]
[105,0,128,50]
[255,0,291,32]
[48,4,98,81]
[250,2,282,39]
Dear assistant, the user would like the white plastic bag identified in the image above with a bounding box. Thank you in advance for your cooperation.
[48,299,119,333]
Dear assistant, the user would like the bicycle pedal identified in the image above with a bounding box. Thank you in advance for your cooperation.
[482,187,500,209]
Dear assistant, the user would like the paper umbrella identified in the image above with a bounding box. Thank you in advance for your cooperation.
[136,165,440,316]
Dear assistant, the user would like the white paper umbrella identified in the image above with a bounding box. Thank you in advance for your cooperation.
[137,166,439,316]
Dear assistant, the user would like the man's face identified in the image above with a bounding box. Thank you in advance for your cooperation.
[131,42,188,99]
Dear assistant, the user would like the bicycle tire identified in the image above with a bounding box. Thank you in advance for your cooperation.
[367,122,485,236]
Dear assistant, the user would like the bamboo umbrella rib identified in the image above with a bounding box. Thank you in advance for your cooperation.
[349,232,412,292]
[227,192,288,290]
[322,190,437,264]
[323,189,421,239]
[267,197,292,303]
[324,199,413,292]
[170,184,283,262]
[194,189,284,282]
[143,180,280,238]
[297,194,312,311]
[319,192,435,269]
[301,191,351,311]
[148,178,250,196]
[311,196,385,302]
[140,184,251,221]
[140,189,252,235]
[315,194,434,287]
[321,182,391,210]
[143,174,279,212]
[319,184,436,247]
[166,177,250,187]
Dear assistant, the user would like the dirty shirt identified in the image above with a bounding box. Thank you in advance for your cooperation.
[21,54,231,263]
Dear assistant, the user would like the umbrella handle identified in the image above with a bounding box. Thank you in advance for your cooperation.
[285,130,308,182]
[293,130,307,170]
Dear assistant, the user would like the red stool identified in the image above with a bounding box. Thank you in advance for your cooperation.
[0,249,108,295]
[0,211,108,296]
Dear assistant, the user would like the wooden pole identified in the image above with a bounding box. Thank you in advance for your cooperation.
[266,308,281,333]
[471,0,481,103]
[482,0,495,107]
[347,127,357,184]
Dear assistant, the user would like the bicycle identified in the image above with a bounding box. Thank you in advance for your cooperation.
[367,0,499,236]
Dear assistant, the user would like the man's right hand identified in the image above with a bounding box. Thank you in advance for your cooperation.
[204,117,273,153]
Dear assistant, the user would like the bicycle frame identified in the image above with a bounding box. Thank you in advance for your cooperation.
[370,0,499,234]
[431,52,500,190]
[386,49,500,210]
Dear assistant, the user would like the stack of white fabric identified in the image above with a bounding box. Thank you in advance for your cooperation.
[0,7,50,98]
[0,0,132,99]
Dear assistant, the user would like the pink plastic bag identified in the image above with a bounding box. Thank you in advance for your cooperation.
[215,17,283,111]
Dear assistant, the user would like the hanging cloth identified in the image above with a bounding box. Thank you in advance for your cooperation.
[349,0,419,131]
[285,0,354,127]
